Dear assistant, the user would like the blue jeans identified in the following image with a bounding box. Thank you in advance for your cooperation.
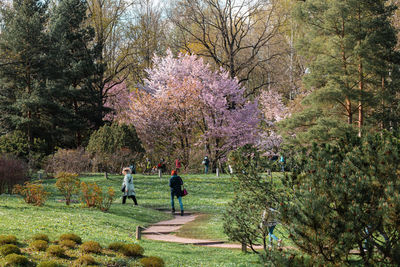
[171,192,183,211]
[268,225,279,244]
[205,165,209,174]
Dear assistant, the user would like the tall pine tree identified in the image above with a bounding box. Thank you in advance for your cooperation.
[47,0,102,147]
[282,0,400,143]
[0,0,50,146]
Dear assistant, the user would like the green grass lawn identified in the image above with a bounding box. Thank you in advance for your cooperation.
[0,173,262,266]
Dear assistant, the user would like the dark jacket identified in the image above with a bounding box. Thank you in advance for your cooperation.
[169,175,183,196]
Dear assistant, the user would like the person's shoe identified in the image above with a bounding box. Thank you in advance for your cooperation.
[277,239,282,247]
[181,210,184,216]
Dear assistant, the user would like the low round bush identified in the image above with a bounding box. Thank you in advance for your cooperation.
[139,256,165,267]
[37,261,63,267]
[0,244,21,256]
[30,239,48,251]
[120,244,144,257]
[75,254,96,266]
[0,235,17,245]
[47,245,65,258]
[4,253,29,266]
[59,239,76,249]
[80,241,102,254]
[59,233,82,244]
[108,242,125,252]
[32,233,50,242]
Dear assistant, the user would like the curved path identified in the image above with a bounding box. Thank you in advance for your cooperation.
[141,212,263,249]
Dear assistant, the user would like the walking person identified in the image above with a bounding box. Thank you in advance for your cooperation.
[202,156,210,174]
[175,159,181,171]
[169,170,184,216]
[261,208,282,247]
[280,155,285,172]
[122,167,138,205]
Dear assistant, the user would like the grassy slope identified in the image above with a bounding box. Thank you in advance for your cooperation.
[0,173,260,266]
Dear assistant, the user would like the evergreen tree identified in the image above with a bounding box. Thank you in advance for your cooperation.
[47,0,103,147]
[282,0,400,143]
[0,0,50,146]
[281,131,400,265]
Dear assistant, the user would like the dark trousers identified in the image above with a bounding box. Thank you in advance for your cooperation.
[122,195,138,205]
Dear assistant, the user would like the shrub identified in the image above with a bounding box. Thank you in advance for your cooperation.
[0,154,28,194]
[96,187,115,212]
[80,182,115,211]
[30,240,48,251]
[59,239,76,249]
[32,233,50,242]
[108,242,125,252]
[75,254,96,266]
[120,244,144,257]
[80,241,102,254]
[46,148,91,175]
[88,123,144,173]
[37,261,63,267]
[55,172,80,205]
[59,233,82,244]
[0,130,47,170]
[0,244,21,256]
[13,181,49,206]
[4,253,29,266]
[47,245,65,258]
[0,235,17,245]
[139,256,165,267]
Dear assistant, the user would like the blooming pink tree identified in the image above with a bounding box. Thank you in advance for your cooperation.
[257,89,288,154]
[103,82,132,123]
[129,51,260,169]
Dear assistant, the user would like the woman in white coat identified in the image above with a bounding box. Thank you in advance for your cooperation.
[122,167,138,205]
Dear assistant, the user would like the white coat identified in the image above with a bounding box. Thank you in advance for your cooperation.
[122,174,135,196]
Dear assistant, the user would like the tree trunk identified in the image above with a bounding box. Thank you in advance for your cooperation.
[358,60,363,137]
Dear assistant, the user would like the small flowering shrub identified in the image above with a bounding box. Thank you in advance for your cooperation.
[32,233,50,242]
[55,172,80,205]
[37,261,62,267]
[80,241,102,254]
[108,241,125,252]
[59,239,76,249]
[0,244,21,256]
[0,235,17,245]
[13,182,49,206]
[47,245,66,258]
[4,253,29,266]
[30,240,48,251]
[59,233,82,244]
[120,244,144,257]
[139,256,165,267]
[80,182,115,211]
[75,254,96,266]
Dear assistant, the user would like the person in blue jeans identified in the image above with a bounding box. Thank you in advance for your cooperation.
[169,170,184,216]
[261,208,282,247]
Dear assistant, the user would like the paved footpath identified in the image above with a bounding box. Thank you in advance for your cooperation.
[141,212,262,249]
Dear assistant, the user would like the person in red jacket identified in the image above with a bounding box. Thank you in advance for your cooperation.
[175,159,181,171]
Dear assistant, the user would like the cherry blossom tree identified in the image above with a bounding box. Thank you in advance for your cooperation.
[129,51,260,170]
[257,89,288,154]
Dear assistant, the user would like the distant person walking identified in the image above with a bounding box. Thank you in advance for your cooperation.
[202,156,210,174]
[122,168,138,205]
[129,162,136,174]
[169,170,184,216]
[280,155,285,172]
[175,159,181,171]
